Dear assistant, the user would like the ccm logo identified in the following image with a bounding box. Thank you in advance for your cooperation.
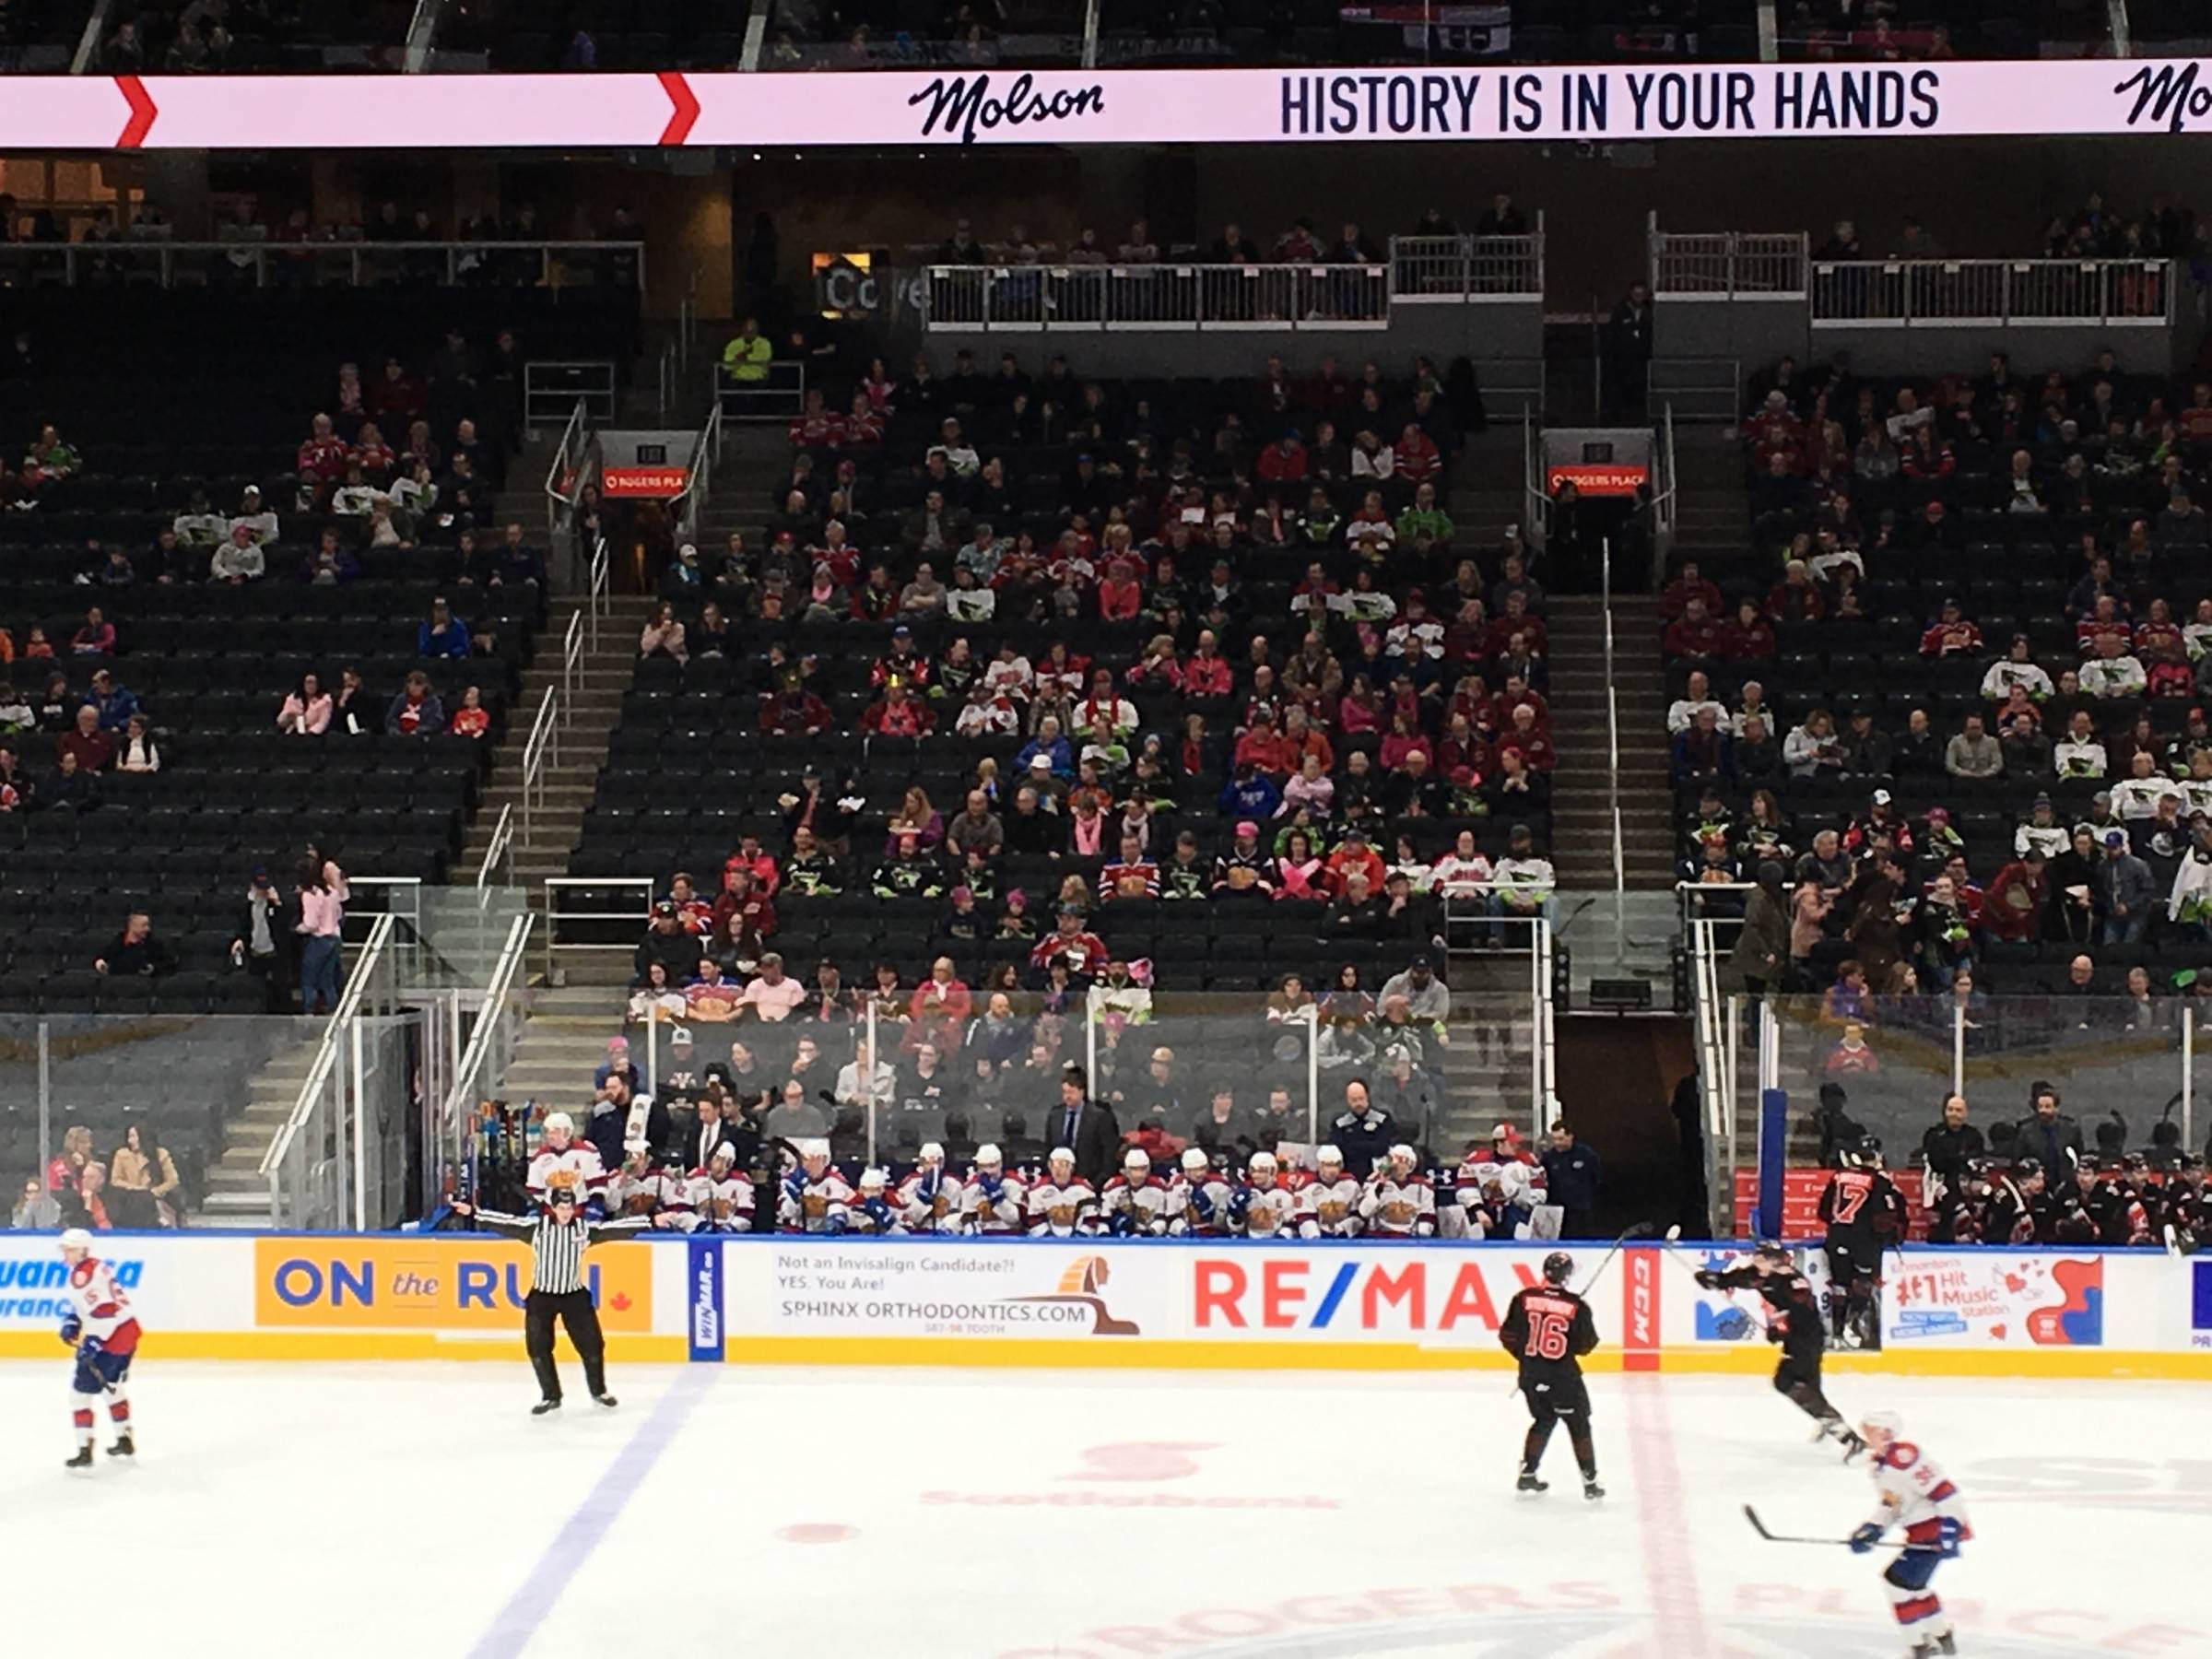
[1626,1252,1658,1347]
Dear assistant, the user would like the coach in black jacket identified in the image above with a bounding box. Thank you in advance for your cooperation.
[1043,1065,1121,1187]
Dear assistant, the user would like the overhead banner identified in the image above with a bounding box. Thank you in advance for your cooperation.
[2,60,2208,149]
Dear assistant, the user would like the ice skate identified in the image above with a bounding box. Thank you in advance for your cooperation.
[1516,1468,1547,1493]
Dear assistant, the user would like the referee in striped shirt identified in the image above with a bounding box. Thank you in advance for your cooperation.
[453,1189,648,1416]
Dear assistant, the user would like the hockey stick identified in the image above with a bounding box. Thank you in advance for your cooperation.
[1575,1221,1662,1295]
[1742,1504,1914,1550]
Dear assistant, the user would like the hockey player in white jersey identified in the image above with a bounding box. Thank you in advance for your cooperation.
[898,1141,965,1234]
[605,1146,663,1221]
[688,1144,754,1232]
[1174,1147,1236,1237]
[653,1158,701,1232]
[526,1112,606,1207]
[57,1229,139,1470]
[1361,1144,1437,1237]
[1297,1145,1364,1238]
[1100,1148,1171,1236]
[777,1140,854,1233]
[1850,1410,1971,1657]
[1026,1147,1099,1236]
[847,1168,908,1235]
[960,1143,1026,1234]
[1236,1150,1298,1239]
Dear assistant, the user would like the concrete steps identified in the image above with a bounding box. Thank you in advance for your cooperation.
[1543,594,1676,889]
[194,1028,334,1225]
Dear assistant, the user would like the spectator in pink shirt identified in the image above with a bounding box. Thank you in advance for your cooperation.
[737,952,806,1021]
[295,857,346,1015]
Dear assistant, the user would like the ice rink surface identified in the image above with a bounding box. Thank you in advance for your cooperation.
[0,1361,2197,1658]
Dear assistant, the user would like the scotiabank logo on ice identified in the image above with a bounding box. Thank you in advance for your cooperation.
[1191,1253,1542,1335]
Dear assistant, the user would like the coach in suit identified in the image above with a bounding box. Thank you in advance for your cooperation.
[1046,1065,1121,1186]
[680,1094,741,1172]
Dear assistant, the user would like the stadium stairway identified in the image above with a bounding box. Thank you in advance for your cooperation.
[456,592,658,914]
[1445,420,1531,551]
[1545,593,1674,889]
[195,1029,336,1227]
[478,420,792,1118]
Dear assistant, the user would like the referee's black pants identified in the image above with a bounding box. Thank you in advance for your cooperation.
[524,1289,607,1403]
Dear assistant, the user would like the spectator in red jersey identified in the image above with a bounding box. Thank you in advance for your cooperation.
[1746,390,1806,471]
[760,673,830,737]
[1665,595,1729,659]
[56,705,113,772]
[1097,554,1143,621]
[297,413,350,501]
[841,392,883,446]
[1661,559,1724,620]
[1920,598,1983,658]
[70,606,116,656]
[1394,421,1441,488]
[1499,704,1558,771]
[1766,559,1826,622]
[349,421,395,483]
[1726,599,1777,661]
[787,387,841,448]
[1323,825,1387,897]
[370,358,429,428]
[862,681,934,738]
[1257,429,1308,485]
[1234,710,1292,778]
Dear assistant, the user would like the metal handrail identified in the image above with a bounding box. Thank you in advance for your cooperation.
[437,911,536,1198]
[1388,229,1546,302]
[587,535,610,653]
[1650,402,1679,582]
[1600,539,1628,968]
[518,688,559,848]
[1521,404,1551,552]
[559,606,584,724]
[670,397,724,546]
[1808,256,2174,328]
[261,911,394,1183]
[923,262,1393,332]
[1648,223,1809,298]
[544,395,588,538]
[402,0,441,70]
[0,239,642,289]
[476,802,515,890]
[542,876,657,979]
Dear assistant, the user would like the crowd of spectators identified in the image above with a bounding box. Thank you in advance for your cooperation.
[9,1119,185,1230]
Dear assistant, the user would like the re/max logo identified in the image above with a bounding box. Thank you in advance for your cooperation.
[1194,1257,1537,1331]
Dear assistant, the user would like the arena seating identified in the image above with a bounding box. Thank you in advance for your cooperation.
[1666,350,2212,997]
[570,353,1551,1007]
[0,288,648,1011]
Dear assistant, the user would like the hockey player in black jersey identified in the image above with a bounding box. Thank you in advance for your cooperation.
[1818,1138,1908,1350]
[1696,1241,1865,1461]
[1499,1251,1604,1501]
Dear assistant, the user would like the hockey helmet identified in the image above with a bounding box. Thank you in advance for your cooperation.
[1541,1251,1573,1286]
[57,1228,94,1258]
[1048,1146,1076,1171]
[858,1168,888,1194]
[1123,1148,1151,1171]
[974,1142,1004,1170]
[708,1143,738,1168]
[1316,1144,1344,1169]
[1181,1147,1211,1172]
[1858,1408,1902,1442]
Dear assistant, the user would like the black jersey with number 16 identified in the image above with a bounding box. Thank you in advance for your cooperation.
[1500,1285,1600,1381]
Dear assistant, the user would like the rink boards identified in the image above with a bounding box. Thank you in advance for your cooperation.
[1,1233,2206,1377]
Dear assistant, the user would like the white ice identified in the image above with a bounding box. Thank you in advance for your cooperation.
[0,1363,2195,1658]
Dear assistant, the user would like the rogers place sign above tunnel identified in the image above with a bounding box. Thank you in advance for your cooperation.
[1,59,2208,150]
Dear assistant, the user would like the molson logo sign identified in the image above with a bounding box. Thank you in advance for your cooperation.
[253,1239,653,1332]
